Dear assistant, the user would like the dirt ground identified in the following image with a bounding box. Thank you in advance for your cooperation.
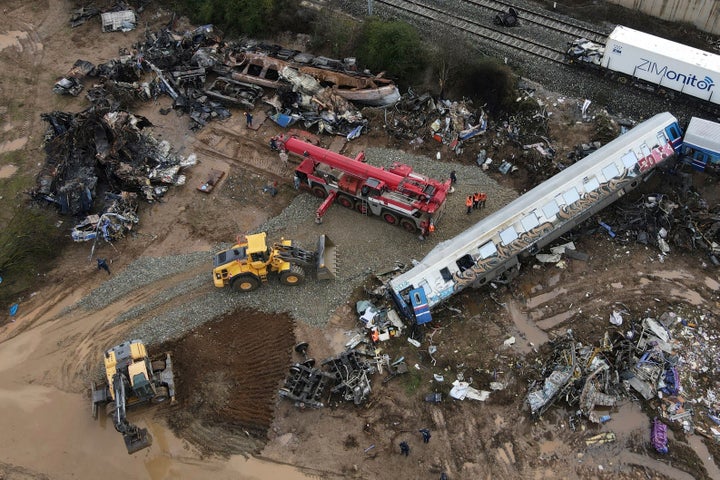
[1,1,719,480]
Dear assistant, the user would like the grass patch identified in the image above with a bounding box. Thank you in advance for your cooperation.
[402,370,422,395]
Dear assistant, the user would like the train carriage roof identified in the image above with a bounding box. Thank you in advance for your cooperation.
[390,112,678,292]
[683,117,720,153]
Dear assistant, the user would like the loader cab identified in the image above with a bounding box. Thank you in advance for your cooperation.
[246,232,271,267]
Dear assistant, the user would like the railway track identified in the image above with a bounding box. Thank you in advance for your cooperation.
[374,0,608,66]
[471,0,609,43]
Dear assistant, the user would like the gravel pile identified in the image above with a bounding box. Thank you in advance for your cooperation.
[75,148,516,345]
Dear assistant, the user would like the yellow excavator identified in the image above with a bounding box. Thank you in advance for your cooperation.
[91,340,175,454]
[212,232,337,292]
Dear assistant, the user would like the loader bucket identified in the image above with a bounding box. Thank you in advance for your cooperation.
[124,428,152,454]
[315,234,337,280]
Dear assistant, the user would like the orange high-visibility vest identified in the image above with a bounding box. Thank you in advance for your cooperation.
[473,192,481,202]
[479,193,487,201]
[465,196,473,207]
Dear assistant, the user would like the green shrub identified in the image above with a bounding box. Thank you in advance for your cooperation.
[0,207,66,311]
[356,18,427,87]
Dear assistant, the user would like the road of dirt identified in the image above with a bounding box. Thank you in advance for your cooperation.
[1,2,720,480]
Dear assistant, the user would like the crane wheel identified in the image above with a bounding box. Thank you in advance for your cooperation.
[400,218,418,233]
[311,186,327,198]
[355,201,371,215]
[280,264,306,286]
[152,386,170,404]
[382,212,399,225]
[231,275,261,292]
[337,194,354,208]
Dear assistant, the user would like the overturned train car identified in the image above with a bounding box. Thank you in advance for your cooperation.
[390,112,683,323]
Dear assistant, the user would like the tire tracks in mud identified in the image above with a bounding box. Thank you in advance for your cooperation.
[56,260,213,392]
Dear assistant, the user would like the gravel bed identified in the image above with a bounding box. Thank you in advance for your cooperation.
[77,148,516,345]
[68,253,209,312]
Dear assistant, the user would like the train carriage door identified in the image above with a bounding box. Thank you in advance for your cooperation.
[409,287,432,325]
[664,122,683,152]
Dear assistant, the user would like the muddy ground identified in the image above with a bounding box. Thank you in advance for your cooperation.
[1,1,719,480]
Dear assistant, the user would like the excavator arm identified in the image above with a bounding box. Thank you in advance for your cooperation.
[110,372,152,454]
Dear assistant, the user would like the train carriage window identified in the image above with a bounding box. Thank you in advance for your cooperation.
[562,187,580,205]
[478,241,497,259]
[584,176,600,192]
[656,132,668,146]
[621,151,638,169]
[500,226,518,245]
[440,267,453,282]
[521,212,540,231]
[640,143,652,158]
[602,163,620,180]
[456,254,475,272]
[542,200,560,219]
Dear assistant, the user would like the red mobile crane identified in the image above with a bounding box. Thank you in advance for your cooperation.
[273,134,452,237]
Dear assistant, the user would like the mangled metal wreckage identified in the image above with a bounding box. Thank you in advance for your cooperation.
[279,347,376,408]
[526,316,690,426]
[53,22,399,136]
[33,109,195,242]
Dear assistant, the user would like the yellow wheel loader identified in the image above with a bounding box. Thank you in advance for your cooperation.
[212,232,337,292]
[90,340,175,454]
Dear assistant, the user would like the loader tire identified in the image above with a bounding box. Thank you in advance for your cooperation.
[152,386,170,404]
[231,275,260,292]
[280,264,305,286]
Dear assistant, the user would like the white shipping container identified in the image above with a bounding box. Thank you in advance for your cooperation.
[600,26,720,106]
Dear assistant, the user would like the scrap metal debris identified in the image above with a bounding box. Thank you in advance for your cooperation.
[279,343,376,408]
[527,310,720,443]
[385,90,487,154]
[71,192,139,243]
[597,191,720,262]
[56,18,399,135]
[33,109,195,235]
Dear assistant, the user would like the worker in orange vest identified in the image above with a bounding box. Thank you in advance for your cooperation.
[473,192,481,209]
[478,192,487,209]
[465,195,473,214]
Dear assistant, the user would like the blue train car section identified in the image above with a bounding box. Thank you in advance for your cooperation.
[390,112,683,323]
[680,117,720,172]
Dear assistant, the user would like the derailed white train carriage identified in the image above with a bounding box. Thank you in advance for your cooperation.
[389,112,683,323]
